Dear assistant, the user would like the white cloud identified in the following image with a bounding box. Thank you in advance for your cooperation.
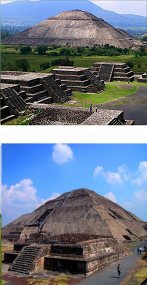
[52,144,74,164]
[1,178,60,225]
[123,188,147,221]
[104,192,117,203]
[93,164,129,185]
[132,161,147,186]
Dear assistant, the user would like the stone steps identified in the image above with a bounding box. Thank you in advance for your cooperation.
[1,114,16,124]
[27,90,48,101]
[113,71,134,77]
[0,105,10,118]
[113,75,134,82]
[61,79,90,87]
[9,246,40,274]
[55,74,87,81]
[36,96,53,104]
[21,84,44,94]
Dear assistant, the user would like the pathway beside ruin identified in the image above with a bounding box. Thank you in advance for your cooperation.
[78,254,141,285]
[97,86,147,125]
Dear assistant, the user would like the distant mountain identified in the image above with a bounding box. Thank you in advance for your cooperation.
[1,0,147,31]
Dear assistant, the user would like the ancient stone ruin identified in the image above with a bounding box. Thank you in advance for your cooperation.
[3,189,147,276]
[3,10,139,48]
[90,62,134,82]
[27,104,134,125]
[0,71,71,124]
[52,67,104,93]
[137,72,147,83]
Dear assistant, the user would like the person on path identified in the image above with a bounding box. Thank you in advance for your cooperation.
[95,105,98,112]
[137,248,140,255]
[90,104,92,113]
[117,264,121,278]
[139,248,142,255]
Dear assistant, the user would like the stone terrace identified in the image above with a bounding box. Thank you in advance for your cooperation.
[137,72,147,83]
[1,71,71,104]
[52,67,104,92]
[90,62,134,82]
[0,83,26,124]
[28,104,134,125]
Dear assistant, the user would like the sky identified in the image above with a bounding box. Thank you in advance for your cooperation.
[1,0,147,17]
[2,143,147,226]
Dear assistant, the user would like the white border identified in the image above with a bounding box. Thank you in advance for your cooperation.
[1,125,147,143]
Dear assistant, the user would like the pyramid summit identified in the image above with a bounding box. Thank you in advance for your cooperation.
[3,188,147,242]
[4,9,136,48]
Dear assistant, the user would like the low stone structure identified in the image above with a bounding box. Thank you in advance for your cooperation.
[0,83,26,124]
[90,62,134,82]
[27,104,134,125]
[1,71,71,104]
[1,71,72,124]
[52,67,104,92]
[137,72,147,83]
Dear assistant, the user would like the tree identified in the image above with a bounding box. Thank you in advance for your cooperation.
[16,59,30,71]
[37,46,48,55]
[20,46,31,54]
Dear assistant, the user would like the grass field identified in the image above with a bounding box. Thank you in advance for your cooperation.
[65,81,142,108]
[1,46,147,74]
[4,81,144,125]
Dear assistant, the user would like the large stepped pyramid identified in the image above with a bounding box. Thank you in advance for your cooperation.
[91,62,134,82]
[3,188,147,242]
[52,67,104,92]
[4,10,137,48]
[9,246,41,274]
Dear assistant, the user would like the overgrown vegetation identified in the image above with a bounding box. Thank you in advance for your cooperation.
[1,44,147,74]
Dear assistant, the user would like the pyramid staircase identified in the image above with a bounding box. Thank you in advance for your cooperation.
[0,87,26,124]
[52,67,103,93]
[9,246,41,274]
[90,62,134,82]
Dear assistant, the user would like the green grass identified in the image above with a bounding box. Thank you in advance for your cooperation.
[4,114,33,125]
[64,82,138,108]
[1,47,147,73]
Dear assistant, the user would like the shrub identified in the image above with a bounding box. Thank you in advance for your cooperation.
[37,46,48,55]
[16,59,30,71]
[40,62,51,70]
[20,46,31,54]
[126,61,134,69]
[51,57,74,67]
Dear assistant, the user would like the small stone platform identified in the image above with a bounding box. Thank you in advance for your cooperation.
[1,71,71,104]
[90,62,134,82]
[137,72,147,83]
[52,67,104,92]
[28,104,134,125]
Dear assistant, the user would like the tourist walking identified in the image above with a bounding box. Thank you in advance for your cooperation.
[95,105,98,112]
[90,104,93,113]
[117,264,121,278]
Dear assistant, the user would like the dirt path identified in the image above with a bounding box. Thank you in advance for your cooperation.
[97,86,147,125]
[78,254,141,285]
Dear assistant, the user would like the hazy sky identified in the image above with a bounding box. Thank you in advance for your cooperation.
[2,144,147,225]
[1,0,147,16]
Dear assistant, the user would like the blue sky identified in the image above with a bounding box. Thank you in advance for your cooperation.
[2,143,147,225]
[1,0,146,16]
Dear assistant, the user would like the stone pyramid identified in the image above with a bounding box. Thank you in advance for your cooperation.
[3,188,147,242]
[4,9,135,48]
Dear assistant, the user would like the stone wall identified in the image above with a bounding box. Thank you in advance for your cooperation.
[28,105,91,125]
